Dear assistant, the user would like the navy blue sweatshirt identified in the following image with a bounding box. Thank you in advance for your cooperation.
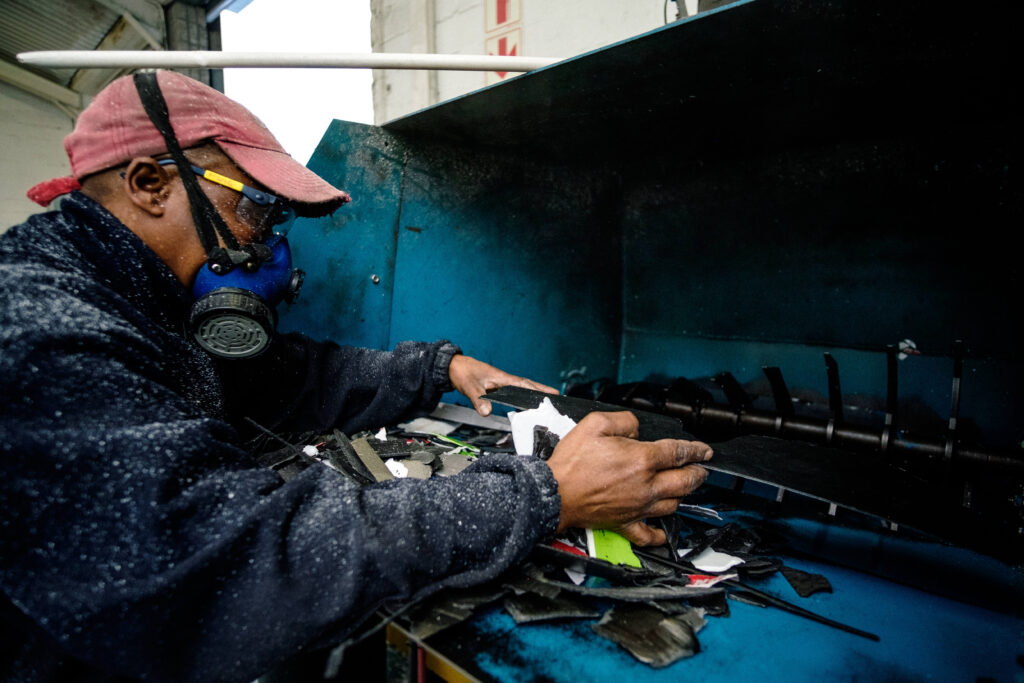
[0,193,560,682]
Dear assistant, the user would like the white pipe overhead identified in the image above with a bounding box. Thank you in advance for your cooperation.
[18,51,560,73]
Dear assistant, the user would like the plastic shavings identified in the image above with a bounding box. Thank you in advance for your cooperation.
[898,338,920,361]
[564,568,586,585]
[689,548,745,573]
[551,539,587,557]
[431,434,480,455]
[374,427,388,441]
[677,504,723,521]
[548,539,589,584]
[438,444,477,458]
[687,573,737,588]
[435,452,474,477]
[397,416,458,436]
[508,398,578,455]
[384,458,408,478]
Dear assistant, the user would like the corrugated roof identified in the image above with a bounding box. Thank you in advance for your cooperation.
[0,0,121,87]
[1,0,226,104]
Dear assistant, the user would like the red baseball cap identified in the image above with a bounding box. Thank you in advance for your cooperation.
[27,70,350,216]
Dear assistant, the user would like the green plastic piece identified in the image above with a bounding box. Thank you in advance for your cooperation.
[431,433,480,456]
[588,528,642,568]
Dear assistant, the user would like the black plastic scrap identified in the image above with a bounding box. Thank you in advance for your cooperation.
[519,562,723,602]
[323,430,377,485]
[503,591,600,624]
[531,426,560,461]
[726,590,772,608]
[405,585,510,639]
[503,569,563,600]
[631,549,878,641]
[591,603,704,668]
[436,451,474,476]
[350,436,395,482]
[399,458,433,480]
[247,418,879,669]
[342,433,477,480]
[689,592,730,617]
[721,578,879,641]
[781,566,833,597]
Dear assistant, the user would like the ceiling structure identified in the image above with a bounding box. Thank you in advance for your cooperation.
[0,0,247,116]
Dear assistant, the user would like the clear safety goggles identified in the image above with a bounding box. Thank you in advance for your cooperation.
[156,159,295,236]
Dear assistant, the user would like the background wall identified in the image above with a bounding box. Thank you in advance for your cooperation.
[371,0,694,123]
[0,81,73,232]
[0,0,221,233]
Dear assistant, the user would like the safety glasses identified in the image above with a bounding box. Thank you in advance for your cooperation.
[156,159,295,235]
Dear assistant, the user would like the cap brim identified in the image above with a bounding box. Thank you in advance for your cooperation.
[216,140,350,218]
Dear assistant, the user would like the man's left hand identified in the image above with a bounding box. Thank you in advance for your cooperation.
[448,354,558,416]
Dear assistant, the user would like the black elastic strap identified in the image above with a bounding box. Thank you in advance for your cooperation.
[132,72,240,255]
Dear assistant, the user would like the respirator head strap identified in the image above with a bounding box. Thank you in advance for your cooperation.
[132,73,240,256]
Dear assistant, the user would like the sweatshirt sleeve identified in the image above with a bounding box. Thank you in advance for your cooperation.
[0,297,557,682]
[217,333,462,436]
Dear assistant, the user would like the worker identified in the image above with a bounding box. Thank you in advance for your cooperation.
[0,70,712,682]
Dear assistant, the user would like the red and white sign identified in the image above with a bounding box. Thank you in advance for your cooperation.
[485,28,522,84]
[485,0,521,34]
[485,0,522,85]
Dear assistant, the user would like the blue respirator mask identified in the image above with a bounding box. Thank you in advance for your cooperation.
[133,73,305,359]
[189,225,304,359]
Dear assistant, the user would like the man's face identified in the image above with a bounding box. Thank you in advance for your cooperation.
[86,144,295,288]
[167,151,281,248]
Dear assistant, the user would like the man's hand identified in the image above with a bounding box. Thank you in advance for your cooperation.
[546,411,712,546]
[448,354,558,416]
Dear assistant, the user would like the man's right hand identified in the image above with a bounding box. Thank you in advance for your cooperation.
[545,410,713,546]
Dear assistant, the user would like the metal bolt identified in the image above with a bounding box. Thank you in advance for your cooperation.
[370,274,380,284]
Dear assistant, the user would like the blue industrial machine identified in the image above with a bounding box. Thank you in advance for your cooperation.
[280,0,1022,678]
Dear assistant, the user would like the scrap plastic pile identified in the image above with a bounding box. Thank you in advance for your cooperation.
[248,403,871,669]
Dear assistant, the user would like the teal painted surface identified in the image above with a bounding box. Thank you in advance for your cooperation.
[464,511,1021,681]
[385,143,621,389]
[283,125,622,392]
[281,121,404,351]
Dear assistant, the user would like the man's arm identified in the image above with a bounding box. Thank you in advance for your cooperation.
[0,325,561,681]
[447,353,559,416]
[219,336,560,434]
[217,333,462,435]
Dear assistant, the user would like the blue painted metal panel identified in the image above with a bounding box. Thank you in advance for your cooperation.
[285,128,623,393]
[281,121,404,350]
[384,144,622,390]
